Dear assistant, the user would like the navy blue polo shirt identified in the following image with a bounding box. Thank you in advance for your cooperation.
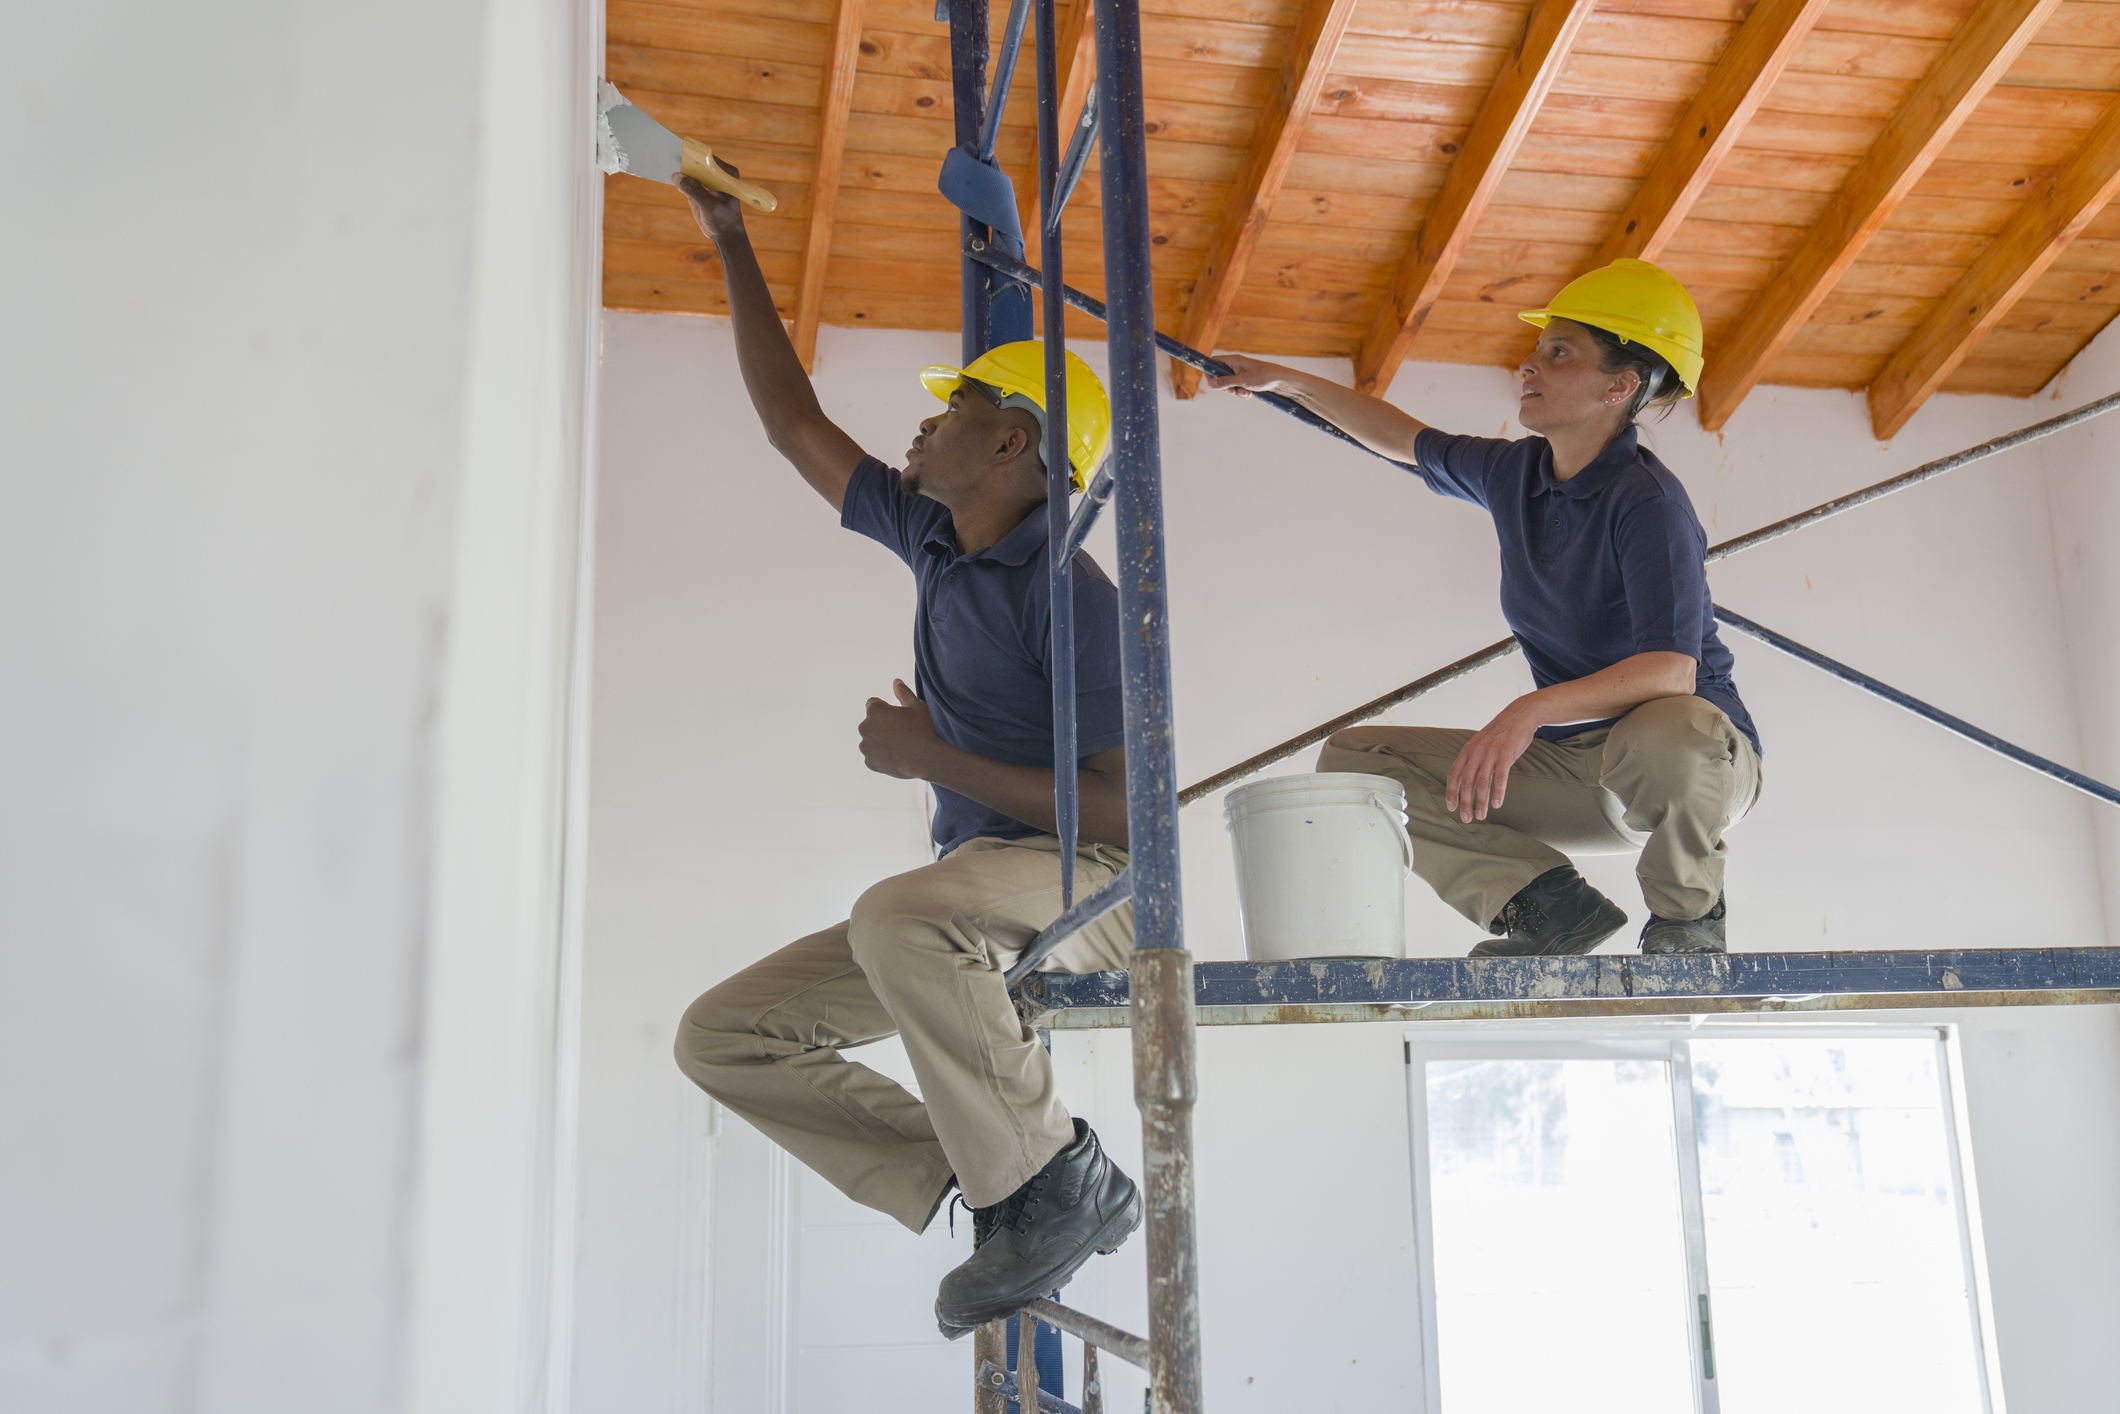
[842,456,1126,855]
[1411,426,1761,757]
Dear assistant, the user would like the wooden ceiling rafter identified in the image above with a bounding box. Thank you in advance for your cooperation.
[1170,0,1361,398]
[1052,0,1096,144]
[1694,0,2069,431]
[1869,93,2120,440]
[602,0,2120,425]
[1590,0,1831,269]
[793,0,870,372]
[1350,0,1600,398]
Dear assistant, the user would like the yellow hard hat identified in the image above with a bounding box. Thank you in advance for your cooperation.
[919,341,1112,491]
[1519,258,1705,397]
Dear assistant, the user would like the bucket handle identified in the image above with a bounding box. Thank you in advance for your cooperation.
[1368,791,1414,872]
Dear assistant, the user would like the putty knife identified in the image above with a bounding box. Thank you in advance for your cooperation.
[595,80,777,213]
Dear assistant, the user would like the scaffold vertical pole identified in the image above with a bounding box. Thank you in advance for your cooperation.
[1093,0,1203,1408]
[948,0,993,363]
[974,1320,1007,1414]
[1035,0,1080,907]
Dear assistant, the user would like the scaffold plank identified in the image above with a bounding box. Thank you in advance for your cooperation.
[1020,948,2120,1028]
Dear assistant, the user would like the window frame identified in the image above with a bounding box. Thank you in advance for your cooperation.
[1401,1020,2003,1414]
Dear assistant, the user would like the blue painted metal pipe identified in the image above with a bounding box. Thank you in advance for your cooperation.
[1046,87,1098,238]
[1094,4,1204,1405]
[948,0,992,363]
[1094,0,1182,954]
[1713,604,2120,808]
[1034,0,1080,910]
[979,1359,1082,1414]
[1003,1307,1068,1413]
[1023,948,2120,1013]
[1062,464,1112,561]
[1005,866,1133,989]
[981,0,1032,163]
[961,240,1412,468]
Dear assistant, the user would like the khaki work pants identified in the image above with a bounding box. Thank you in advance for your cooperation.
[674,834,1133,1232]
[1318,694,1762,930]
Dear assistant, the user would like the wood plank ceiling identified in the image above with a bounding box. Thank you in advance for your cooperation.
[603,0,2120,437]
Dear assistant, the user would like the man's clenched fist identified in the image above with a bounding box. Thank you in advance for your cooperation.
[859,679,942,780]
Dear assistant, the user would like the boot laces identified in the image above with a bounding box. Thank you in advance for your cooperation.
[993,1171,1050,1236]
[1496,892,1547,936]
[947,1192,1003,1248]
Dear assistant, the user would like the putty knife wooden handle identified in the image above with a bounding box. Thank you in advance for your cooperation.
[679,138,778,214]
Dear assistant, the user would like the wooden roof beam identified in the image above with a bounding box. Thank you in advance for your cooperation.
[1054,0,1095,151]
[1696,0,2065,431]
[1352,0,1598,398]
[1171,0,1360,398]
[792,0,867,373]
[1868,96,2120,439]
[1592,0,1830,267]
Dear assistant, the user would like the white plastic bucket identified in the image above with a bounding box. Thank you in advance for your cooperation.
[1222,772,1413,962]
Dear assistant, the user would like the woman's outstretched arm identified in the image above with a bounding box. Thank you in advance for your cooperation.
[1205,354,1431,463]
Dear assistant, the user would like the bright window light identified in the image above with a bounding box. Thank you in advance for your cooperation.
[1426,1057,1696,1413]
[1690,1038,1983,1414]
[1407,1027,1993,1414]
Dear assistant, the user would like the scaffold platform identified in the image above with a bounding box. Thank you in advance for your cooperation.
[1020,947,2120,1028]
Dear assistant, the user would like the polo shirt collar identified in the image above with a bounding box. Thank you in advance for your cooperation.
[1537,426,1640,500]
[921,502,1052,566]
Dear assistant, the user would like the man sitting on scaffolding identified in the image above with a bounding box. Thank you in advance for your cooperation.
[667,173,1143,1336]
[1209,260,1763,958]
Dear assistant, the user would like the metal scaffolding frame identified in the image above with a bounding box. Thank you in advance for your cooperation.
[931,1,2120,1407]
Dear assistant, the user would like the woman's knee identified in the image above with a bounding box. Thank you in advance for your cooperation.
[1605,697,1732,794]
[1320,724,1452,773]
[1322,728,1468,801]
[1318,726,1386,773]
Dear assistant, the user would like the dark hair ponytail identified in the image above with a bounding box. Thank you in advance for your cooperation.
[1581,323,1684,425]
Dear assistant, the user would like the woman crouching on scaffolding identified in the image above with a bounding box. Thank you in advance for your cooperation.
[1208,260,1762,956]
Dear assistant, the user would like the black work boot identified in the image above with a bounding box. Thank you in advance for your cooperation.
[1640,893,1727,954]
[935,1120,1142,1338]
[942,1185,1000,1250]
[1470,865,1628,957]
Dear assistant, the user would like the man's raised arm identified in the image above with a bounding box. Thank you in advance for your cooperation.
[678,173,866,511]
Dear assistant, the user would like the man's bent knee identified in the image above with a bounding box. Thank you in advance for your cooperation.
[845,871,958,972]
[673,985,757,1093]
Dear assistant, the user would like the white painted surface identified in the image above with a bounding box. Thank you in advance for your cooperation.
[405,1,603,1412]
[2033,318,2120,938]
[577,310,2120,1412]
[1,0,599,1409]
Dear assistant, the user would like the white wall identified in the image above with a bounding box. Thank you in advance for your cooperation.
[0,4,482,1410]
[2035,319,2120,938]
[1046,1002,2120,1414]
[577,309,2120,1411]
[1,3,598,1412]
